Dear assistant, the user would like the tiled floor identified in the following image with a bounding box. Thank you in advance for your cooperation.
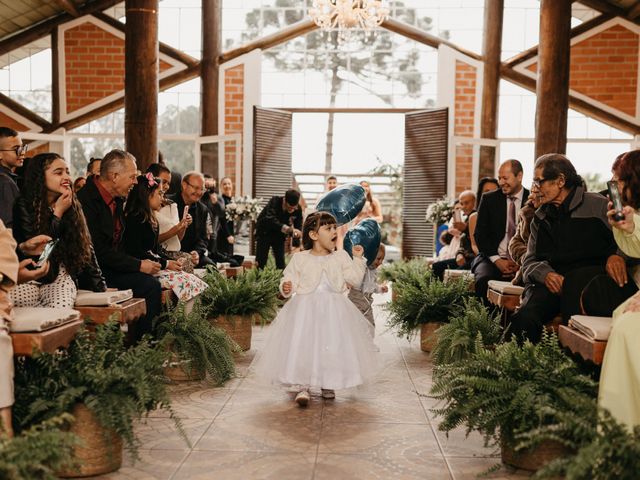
[96,294,530,480]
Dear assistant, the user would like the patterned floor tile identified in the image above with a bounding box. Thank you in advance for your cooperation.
[92,449,188,480]
[313,453,452,480]
[132,417,212,451]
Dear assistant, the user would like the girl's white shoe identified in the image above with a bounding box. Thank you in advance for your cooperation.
[295,389,310,407]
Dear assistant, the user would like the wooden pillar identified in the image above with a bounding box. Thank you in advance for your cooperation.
[200,0,222,177]
[51,27,60,126]
[535,0,571,158]
[124,0,159,171]
[479,0,504,179]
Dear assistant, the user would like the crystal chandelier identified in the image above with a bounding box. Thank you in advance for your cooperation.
[309,0,390,39]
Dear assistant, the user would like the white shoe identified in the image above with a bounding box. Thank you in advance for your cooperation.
[321,389,335,400]
[295,389,310,407]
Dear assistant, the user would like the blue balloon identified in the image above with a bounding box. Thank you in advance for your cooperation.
[344,219,381,266]
[316,184,366,226]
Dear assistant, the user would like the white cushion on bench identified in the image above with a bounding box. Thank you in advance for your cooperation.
[75,289,133,307]
[443,269,473,283]
[11,308,80,332]
[487,280,524,296]
[569,315,613,341]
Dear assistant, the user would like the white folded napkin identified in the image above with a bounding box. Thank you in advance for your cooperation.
[75,289,133,307]
[11,308,80,332]
[487,280,524,296]
[568,315,613,341]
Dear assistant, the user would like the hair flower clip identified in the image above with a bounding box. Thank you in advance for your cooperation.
[145,172,157,187]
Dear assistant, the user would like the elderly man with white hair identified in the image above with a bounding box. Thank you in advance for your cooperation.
[431,189,477,281]
[167,171,215,267]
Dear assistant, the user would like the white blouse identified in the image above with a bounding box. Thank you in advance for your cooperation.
[157,203,181,252]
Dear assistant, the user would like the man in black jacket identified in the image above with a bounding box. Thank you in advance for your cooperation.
[472,159,529,300]
[168,171,214,267]
[0,127,26,227]
[255,190,303,269]
[77,149,162,338]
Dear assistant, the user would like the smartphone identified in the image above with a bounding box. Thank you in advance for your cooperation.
[27,239,58,270]
[453,209,462,223]
[183,205,189,219]
[607,180,626,222]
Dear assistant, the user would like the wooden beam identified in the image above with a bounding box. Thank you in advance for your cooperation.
[535,0,572,157]
[125,0,158,172]
[0,0,121,55]
[0,92,51,130]
[479,0,504,179]
[578,0,625,16]
[504,13,613,68]
[51,28,60,125]
[628,3,640,20]
[52,0,81,17]
[201,0,222,177]
[220,19,318,64]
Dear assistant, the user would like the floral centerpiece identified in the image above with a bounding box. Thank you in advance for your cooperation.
[225,196,263,223]
[425,197,454,225]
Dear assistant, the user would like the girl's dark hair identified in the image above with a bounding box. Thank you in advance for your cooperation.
[125,174,161,227]
[476,177,499,204]
[534,153,583,189]
[302,211,337,250]
[22,153,93,276]
[146,162,171,177]
[612,150,640,208]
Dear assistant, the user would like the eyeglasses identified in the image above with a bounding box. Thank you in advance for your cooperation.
[0,145,28,156]
[532,177,552,188]
[185,181,204,193]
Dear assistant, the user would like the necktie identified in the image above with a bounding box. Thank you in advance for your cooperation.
[506,196,517,242]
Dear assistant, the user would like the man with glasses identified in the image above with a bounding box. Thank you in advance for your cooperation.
[0,127,27,227]
[168,171,214,267]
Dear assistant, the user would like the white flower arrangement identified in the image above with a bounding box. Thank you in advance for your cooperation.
[425,197,455,225]
[225,196,263,223]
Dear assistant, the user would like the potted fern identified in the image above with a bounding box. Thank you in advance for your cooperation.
[431,297,503,368]
[387,269,472,352]
[0,415,77,480]
[155,300,237,383]
[379,258,430,302]
[201,265,281,351]
[13,322,184,477]
[430,333,597,472]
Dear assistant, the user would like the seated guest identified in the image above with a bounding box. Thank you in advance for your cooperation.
[73,176,86,193]
[217,176,236,256]
[509,154,632,343]
[598,149,640,430]
[255,189,303,269]
[508,190,542,286]
[432,190,476,280]
[12,153,106,308]
[0,127,27,227]
[122,174,207,303]
[168,172,214,267]
[472,161,529,299]
[87,157,101,177]
[77,149,161,338]
[201,185,243,267]
[468,177,500,256]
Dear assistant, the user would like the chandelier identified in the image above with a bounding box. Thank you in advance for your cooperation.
[309,0,390,39]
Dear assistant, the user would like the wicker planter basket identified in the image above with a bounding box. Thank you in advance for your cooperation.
[57,403,123,478]
[501,441,570,472]
[210,314,252,351]
[164,352,204,382]
[420,322,443,352]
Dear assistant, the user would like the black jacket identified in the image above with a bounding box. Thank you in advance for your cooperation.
[455,210,476,263]
[0,165,19,228]
[168,193,210,261]
[76,177,141,274]
[122,213,169,269]
[255,196,303,242]
[474,187,529,258]
[12,196,106,291]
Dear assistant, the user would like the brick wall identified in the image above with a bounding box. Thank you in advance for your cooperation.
[454,60,477,195]
[223,64,244,187]
[527,23,639,117]
[64,21,171,114]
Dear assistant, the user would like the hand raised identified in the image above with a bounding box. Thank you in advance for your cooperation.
[352,245,364,258]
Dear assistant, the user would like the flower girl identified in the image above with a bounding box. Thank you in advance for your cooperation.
[254,211,378,407]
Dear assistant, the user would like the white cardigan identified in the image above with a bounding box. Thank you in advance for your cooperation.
[280,250,367,297]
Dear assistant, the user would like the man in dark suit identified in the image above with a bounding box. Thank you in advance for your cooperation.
[472,159,529,300]
[255,189,303,269]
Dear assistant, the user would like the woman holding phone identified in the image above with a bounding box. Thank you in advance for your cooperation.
[12,152,106,308]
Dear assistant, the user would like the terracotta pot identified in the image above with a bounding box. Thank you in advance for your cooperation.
[57,403,123,478]
[420,322,443,352]
[501,441,571,472]
[210,314,252,351]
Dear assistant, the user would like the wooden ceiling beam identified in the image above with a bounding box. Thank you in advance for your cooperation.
[578,0,640,23]
[0,0,121,55]
[627,3,640,20]
[0,92,51,130]
[52,0,82,17]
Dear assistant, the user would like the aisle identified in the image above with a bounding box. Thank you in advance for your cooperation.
[97,293,529,480]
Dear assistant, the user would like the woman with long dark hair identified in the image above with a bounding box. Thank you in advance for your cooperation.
[12,153,106,307]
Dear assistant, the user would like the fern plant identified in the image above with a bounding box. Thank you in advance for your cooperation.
[431,297,503,367]
[13,322,184,459]
[155,300,237,385]
[531,410,640,480]
[378,258,430,283]
[430,332,597,451]
[0,415,77,480]
[386,269,472,339]
[201,265,281,321]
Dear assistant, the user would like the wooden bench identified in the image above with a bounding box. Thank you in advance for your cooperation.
[224,266,244,278]
[75,298,147,327]
[11,319,83,356]
[242,260,256,270]
[558,325,606,365]
[487,289,521,312]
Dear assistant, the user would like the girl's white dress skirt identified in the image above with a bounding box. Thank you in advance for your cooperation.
[254,274,379,390]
